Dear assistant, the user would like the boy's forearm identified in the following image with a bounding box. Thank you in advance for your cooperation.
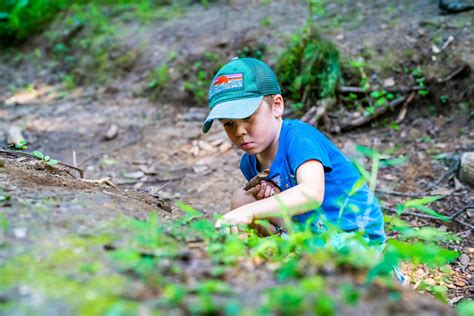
[236,184,323,220]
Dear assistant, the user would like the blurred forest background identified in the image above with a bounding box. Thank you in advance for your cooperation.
[0,0,473,315]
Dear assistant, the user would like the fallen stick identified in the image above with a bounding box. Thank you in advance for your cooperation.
[243,169,270,191]
[308,98,336,126]
[437,65,470,83]
[396,91,416,123]
[338,86,423,94]
[340,97,406,132]
[0,149,84,178]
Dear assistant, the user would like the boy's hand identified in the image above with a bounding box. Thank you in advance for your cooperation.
[250,180,281,200]
[215,208,254,234]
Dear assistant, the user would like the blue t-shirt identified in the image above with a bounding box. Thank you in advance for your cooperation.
[240,119,385,242]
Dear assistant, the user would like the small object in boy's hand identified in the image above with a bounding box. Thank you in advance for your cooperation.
[243,168,270,191]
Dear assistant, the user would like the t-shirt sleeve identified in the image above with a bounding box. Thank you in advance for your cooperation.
[239,154,256,181]
[286,125,333,174]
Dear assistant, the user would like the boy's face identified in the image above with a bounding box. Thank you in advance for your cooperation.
[219,95,284,156]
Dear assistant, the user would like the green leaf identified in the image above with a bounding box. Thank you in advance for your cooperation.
[404,196,442,208]
[355,144,377,159]
[47,160,59,166]
[379,155,408,168]
[370,90,383,99]
[33,151,44,159]
[412,204,450,222]
[44,155,50,161]
[457,300,474,316]
[348,178,365,196]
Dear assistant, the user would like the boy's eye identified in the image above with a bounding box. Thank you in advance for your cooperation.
[223,121,233,127]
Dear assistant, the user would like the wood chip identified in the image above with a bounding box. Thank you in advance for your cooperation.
[455,280,466,287]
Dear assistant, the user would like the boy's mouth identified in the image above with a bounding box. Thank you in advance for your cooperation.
[240,142,253,149]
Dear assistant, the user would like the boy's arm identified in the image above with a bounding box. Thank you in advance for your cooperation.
[215,160,325,231]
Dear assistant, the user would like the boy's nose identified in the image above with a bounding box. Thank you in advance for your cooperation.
[235,123,247,136]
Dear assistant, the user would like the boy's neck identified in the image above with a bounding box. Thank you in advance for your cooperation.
[256,119,283,171]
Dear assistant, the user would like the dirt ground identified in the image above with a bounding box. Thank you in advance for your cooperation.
[0,0,473,314]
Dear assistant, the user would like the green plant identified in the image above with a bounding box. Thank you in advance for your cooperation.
[9,139,27,150]
[33,150,58,166]
[147,63,171,95]
[0,0,69,45]
[412,66,429,96]
[275,2,340,111]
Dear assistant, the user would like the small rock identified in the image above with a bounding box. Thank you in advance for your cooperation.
[14,227,27,239]
[193,165,210,174]
[383,77,395,87]
[460,253,470,267]
[123,171,145,179]
[104,124,119,141]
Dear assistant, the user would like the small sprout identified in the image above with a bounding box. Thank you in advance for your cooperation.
[33,151,44,159]
[11,140,28,150]
[418,89,429,97]
[32,150,59,166]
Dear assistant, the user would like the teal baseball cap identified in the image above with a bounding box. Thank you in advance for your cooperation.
[202,57,281,133]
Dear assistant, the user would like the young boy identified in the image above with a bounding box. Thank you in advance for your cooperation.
[202,57,385,244]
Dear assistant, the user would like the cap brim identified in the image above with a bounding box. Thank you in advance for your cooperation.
[202,96,263,133]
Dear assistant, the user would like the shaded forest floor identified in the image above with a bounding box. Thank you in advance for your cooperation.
[0,0,473,314]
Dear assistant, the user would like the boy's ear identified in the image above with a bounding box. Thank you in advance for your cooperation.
[272,94,284,118]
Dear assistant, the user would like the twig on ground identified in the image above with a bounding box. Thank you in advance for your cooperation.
[339,97,406,132]
[396,91,416,123]
[338,86,423,94]
[301,98,337,127]
[437,65,470,83]
[0,149,84,178]
[80,177,117,188]
[451,205,473,220]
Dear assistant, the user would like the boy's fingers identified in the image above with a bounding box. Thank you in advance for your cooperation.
[264,185,273,198]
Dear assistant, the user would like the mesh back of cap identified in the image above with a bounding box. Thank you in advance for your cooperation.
[242,58,281,95]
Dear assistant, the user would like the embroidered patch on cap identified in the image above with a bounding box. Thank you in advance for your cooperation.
[209,73,243,99]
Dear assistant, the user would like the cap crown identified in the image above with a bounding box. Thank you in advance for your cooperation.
[208,58,281,110]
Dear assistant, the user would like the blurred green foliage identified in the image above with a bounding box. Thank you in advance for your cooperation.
[275,1,341,113]
[0,0,68,45]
